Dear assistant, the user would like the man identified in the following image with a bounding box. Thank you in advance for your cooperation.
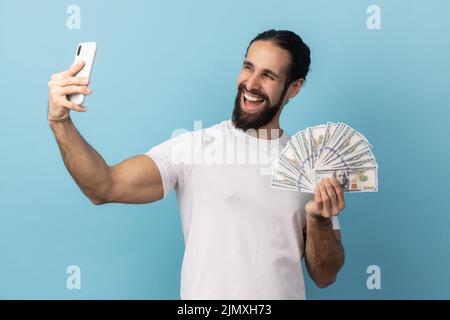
[47,30,345,299]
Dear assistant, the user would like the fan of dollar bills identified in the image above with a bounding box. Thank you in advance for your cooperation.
[271,122,378,193]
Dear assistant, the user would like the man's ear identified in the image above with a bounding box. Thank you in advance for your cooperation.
[287,78,304,99]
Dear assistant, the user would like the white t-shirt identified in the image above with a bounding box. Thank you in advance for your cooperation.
[144,120,339,300]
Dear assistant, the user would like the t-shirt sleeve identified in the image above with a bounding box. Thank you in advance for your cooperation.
[142,131,199,198]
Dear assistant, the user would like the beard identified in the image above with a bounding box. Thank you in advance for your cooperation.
[232,82,289,132]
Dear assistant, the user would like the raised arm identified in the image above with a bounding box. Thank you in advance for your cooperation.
[48,63,163,205]
[303,178,345,288]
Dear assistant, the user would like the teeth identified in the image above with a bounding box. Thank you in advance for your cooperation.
[244,92,264,102]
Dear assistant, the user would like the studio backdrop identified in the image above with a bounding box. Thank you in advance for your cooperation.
[1,0,449,299]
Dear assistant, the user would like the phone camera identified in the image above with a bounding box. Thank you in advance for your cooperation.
[77,45,82,56]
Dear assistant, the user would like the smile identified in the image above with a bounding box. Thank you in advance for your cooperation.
[241,90,266,113]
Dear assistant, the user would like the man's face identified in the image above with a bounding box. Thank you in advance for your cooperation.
[334,170,347,186]
[232,40,292,131]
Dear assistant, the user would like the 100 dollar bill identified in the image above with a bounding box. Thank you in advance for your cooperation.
[314,166,378,192]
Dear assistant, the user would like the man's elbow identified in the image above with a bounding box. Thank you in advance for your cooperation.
[88,193,110,205]
[310,260,344,288]
[89,197,106,205]
[90,199,104,205]
[313,275,337,288]
[87,185,112,205]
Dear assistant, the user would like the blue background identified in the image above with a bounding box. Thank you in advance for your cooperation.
[1,0,449,299]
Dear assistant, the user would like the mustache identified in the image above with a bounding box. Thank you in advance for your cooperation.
[238,83,269,101]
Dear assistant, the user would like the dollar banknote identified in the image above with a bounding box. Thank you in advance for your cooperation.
[271,122,378,193]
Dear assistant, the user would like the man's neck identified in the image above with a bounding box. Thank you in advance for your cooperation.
[255,119,283,140]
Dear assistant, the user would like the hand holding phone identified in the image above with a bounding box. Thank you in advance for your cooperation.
[47,42,97,122]
[68,42,97,105]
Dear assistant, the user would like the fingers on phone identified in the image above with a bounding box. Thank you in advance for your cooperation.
[64,62,84,77]
[61,85,91,96]
[64,101,86,112]
[49,77,89,88]
[51,61,85,80]
[61,77,90,86]
[69,61,85,73]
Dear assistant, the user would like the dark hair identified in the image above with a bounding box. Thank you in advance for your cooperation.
[245,29,311,84]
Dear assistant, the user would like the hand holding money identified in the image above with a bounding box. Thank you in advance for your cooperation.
[305,177,345,218]
[271,122,378,193]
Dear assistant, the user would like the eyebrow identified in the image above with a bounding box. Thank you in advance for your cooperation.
[243,60,280,79]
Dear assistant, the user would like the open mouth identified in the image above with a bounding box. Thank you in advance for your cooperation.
[241,90,266,112]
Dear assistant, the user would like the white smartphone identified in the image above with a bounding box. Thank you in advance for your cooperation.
[68,42,97,105]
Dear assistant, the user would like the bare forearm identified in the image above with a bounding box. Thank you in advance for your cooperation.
[49,117,111,203]
[305,214,344,287]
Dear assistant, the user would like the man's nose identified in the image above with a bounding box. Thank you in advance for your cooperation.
[245,73,261,92]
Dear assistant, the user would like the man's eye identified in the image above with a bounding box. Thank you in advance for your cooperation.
[264,73,274,80]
